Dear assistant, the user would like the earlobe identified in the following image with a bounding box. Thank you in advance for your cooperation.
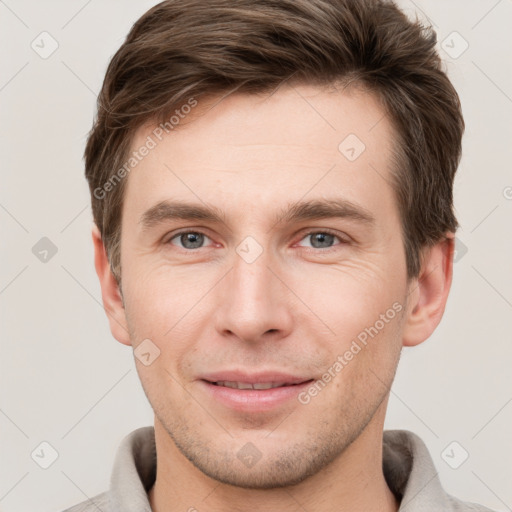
[402,233,455,347]
[91,224,131,346]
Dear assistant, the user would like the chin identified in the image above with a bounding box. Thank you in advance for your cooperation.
[169,428,346,490]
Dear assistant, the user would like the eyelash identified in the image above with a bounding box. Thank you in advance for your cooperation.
[164,228,349,253]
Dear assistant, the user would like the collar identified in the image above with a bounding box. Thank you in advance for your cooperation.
[106,426,489,511]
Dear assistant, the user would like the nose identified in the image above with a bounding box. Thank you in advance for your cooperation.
[213,243,293,344]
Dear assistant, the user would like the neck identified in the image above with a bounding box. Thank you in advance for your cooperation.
[148,414,399,512]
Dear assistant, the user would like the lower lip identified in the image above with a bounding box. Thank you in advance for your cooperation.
[199,380,314,413]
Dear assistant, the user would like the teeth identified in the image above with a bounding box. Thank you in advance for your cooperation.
[215,381,289,390]
[252,383,275,390]
[234,381,253,390]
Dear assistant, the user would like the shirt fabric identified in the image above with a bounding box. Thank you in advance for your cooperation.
[62,426,495,512]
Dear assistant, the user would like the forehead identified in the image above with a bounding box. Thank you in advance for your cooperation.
[122,83,398,227]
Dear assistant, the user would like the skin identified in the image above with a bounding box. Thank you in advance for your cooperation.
[93,82,454,512]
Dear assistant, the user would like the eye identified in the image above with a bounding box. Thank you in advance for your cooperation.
[296,230,347,250]
[167,230,214,250]
[164,229,348,252]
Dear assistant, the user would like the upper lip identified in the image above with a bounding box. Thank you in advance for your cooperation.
[200,371,312,385]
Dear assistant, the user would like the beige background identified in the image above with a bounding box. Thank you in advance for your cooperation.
[1,1,511,511]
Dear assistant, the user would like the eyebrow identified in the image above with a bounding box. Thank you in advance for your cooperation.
[140,200,227,231]
[275,198,375,227]
[139,198,375,232]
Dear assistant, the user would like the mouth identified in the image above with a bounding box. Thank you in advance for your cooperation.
[208,380,313,390]
[198,372,315,412]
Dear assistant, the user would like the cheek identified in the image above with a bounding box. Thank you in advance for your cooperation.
[287,263,406,392]
[291,263,403,337]
[122,263,215,371]
[124,261,202,327]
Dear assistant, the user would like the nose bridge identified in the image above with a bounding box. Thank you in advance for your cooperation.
[231,236,277,311]
[233,239,273,301]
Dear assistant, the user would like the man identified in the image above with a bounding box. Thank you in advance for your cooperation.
[64,0,495,510]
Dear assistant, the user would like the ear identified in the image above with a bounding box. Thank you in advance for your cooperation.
[402,233,455,347]
[92,224,131,346]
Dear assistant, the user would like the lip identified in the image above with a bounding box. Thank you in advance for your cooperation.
[198,371,314,413]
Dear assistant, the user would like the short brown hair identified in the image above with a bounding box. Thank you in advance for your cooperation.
[85,0,464,286]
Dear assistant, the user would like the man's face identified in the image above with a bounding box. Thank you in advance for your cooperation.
[118,83,411,487]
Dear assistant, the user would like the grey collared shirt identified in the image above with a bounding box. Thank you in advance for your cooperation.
[62,427,495,511]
